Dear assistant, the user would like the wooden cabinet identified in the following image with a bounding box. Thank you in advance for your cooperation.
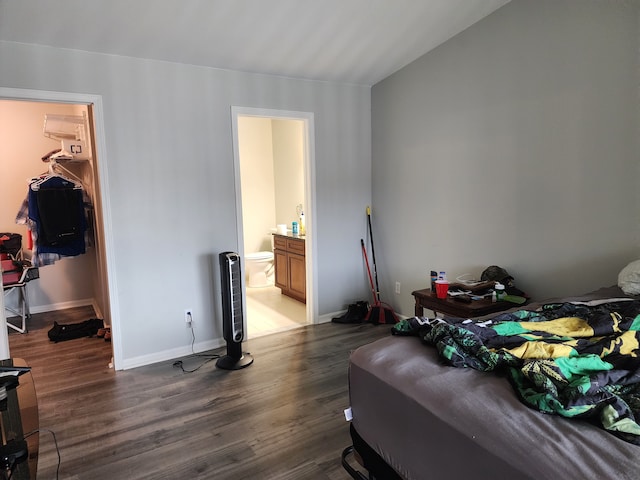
[273,234,306,303]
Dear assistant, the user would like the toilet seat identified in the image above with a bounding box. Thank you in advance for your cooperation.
[246,251,274,261]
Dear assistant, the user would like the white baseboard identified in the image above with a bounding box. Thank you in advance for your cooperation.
[29,299,95,315]
[120,337,226,370]
[320,309,409,324]
[319,310,345,324]
[91,300,104,321]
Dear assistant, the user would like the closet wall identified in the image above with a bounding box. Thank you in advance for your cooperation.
[0,100,98,314]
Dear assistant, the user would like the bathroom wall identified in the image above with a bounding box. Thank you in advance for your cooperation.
[238,116,277,254]
[239,117,305,254]
[272,119,305,229]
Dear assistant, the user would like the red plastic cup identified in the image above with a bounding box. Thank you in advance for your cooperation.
[435,280,449,299]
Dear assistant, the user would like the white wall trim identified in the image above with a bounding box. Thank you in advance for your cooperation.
[120,337,226,370]
[0,87,122,370]
[318,311,342,324]
[26,299,94,316]
[318,309,409,324]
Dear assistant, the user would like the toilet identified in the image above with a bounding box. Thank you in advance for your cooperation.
[245,251,275,288]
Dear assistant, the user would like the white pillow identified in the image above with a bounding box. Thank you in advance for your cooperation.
[618,260,640,295]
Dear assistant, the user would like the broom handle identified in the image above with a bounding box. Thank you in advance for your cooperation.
[361,239,379,303]
[366,206,381,298]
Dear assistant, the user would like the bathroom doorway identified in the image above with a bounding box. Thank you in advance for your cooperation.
[231,107,317,339]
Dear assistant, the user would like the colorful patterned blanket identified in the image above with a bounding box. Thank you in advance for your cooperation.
[393,300,640,444]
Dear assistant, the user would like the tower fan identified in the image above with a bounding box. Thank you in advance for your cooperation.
[216,252,254,370]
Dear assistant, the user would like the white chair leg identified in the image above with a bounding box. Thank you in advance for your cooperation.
[4,284,27,334]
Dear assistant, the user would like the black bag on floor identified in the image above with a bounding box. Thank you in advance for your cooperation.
[48,318,104,343]
[0,233,22,257]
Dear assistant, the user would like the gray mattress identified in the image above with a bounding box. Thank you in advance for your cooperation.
[348,287,640,480]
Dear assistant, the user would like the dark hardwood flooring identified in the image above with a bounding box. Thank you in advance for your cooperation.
[8,308,391,479]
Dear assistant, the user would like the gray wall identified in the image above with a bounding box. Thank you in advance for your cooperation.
[372,0,640,316]
[0,41,371,368]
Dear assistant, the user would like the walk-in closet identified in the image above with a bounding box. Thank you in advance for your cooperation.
[0,99,111,359]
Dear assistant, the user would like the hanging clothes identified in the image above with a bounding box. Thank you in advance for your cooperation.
[29,176,86,254]
[16,165,92,267]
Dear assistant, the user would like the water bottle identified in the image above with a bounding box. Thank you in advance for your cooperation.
[430,270,437,292]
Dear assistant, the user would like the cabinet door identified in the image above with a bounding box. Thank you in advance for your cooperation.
[288,253,306,302]
[274,249,288,290]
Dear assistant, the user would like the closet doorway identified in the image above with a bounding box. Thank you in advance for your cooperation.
[231,107,317,338]
[0,88,118,368]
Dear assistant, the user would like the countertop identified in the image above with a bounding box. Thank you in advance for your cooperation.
[273,233,305,240]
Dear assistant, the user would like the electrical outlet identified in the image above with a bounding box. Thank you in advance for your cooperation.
[184,309,193,327]
[395,281,401,295]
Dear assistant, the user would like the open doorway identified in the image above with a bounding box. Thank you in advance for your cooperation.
[231,107,317,339]
[0,87,119,368]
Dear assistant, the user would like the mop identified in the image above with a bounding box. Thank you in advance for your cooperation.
[361,238,398,325]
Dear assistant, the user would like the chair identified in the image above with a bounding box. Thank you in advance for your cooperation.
[2,255,39,334]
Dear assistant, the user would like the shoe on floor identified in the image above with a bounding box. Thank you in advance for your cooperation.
[97,327,111,338]
[332,301,369,324]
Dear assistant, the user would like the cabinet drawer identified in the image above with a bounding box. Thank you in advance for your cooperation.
[286,238,305,255]
[273,235,287,250]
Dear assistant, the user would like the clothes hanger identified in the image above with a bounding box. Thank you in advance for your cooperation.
[30,161,82,191]
[51,161,84,188]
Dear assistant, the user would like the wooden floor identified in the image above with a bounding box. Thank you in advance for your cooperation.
[8,308,391,479]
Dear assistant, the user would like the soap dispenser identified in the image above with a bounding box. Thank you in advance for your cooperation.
[299,210,305,235]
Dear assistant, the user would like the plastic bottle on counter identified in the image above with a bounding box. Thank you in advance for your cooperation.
[299,211,305,235]
[292,221,299,235]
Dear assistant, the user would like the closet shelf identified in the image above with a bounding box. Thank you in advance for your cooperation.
[43,114,86,141]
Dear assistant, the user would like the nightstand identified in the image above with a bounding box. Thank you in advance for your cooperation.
[412,288,517,319]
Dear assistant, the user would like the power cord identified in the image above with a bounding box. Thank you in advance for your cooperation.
[172,356,218,373]
[24,428,60,480]
[172,320,220,374]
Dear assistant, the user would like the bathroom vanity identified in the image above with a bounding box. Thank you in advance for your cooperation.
[273,234,306,303]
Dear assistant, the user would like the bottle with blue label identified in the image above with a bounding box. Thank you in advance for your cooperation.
[430,270,438,292]
[292,221,299,235]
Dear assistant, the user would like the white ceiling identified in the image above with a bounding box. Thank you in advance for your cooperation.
[0,0,510,86]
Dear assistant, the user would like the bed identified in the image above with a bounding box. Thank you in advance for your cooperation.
[342,286,640,480]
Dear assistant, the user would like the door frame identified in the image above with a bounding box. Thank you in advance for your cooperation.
[0,87,122,369]
[230,106,318,329]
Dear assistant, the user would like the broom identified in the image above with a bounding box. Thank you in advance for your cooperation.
[361,239,398,324]
[366,206,398,324]
[366,206,381,300]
